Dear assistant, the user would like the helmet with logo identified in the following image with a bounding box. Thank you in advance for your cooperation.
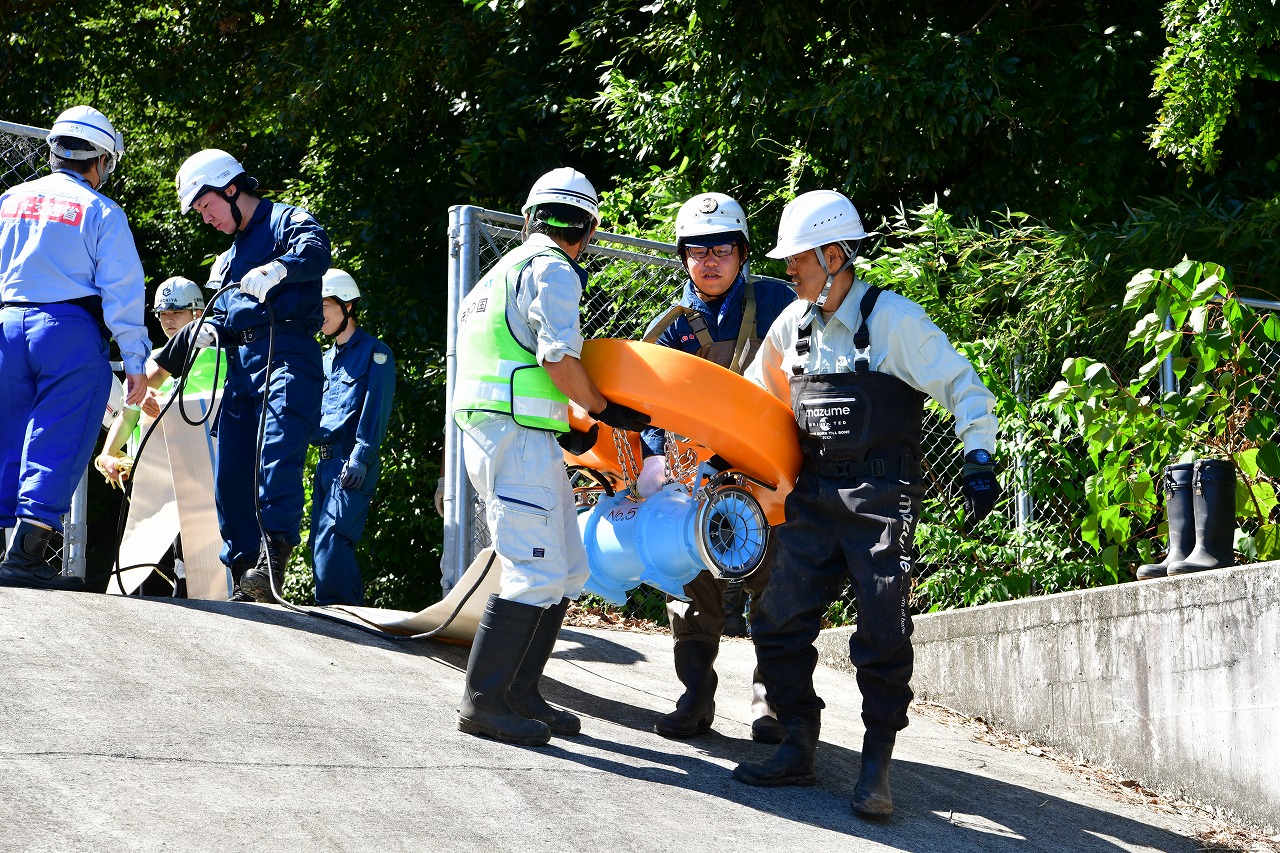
[47,106,125,178]
[765,190,867,259]
[322,268,361,303]
[675,192,749,251]
[522,168,600,227]
[153,276,205,313]
[175,149,255,215]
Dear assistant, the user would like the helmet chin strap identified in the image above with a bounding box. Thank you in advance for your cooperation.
[328,300,357,338]
[812,242,855,310]
[226,185,244,230]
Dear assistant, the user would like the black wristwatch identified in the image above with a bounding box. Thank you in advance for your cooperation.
[965,449,994,466]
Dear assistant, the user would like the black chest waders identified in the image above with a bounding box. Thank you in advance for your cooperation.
[752,286,927,738]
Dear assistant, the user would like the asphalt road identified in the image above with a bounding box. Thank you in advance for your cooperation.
[0,588,1208,852]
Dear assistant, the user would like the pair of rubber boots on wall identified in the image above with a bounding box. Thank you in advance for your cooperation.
[1137,459,1237,580]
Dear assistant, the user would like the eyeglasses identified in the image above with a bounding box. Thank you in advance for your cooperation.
[685,244,737,260]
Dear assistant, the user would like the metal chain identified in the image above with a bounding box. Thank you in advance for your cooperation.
[663,431,699,486]
[612,427,640,494]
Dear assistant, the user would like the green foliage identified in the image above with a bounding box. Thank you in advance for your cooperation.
[6,0,1280,615]
[1151,0,1280,174]
[1050,259,1280,562]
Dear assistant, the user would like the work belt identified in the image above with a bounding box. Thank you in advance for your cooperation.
[1,296,109,338]
[235,319,316,344]
[807,453,920,482]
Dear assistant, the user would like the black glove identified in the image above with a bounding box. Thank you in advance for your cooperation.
[557,423,600,455]
[592,400,651,433]
[961,460,1001,523]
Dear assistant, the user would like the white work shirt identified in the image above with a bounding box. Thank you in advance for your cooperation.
[0,170,149,373]
[747,279,998,454]
[507,233,586,365]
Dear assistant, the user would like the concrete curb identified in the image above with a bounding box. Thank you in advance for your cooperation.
[817,561,1280,833]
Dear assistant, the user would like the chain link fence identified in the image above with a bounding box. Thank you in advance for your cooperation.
[0,118,91,580]
[443,205,1280,628]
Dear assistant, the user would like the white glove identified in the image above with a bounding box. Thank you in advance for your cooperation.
[636,454,668,499]
[194,324,218,348]
[239,260,287,302]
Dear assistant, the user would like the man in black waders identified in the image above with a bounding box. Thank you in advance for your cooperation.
[732,190,1001,819]
[634,192,795,743]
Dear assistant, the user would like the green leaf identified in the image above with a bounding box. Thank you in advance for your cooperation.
[1189,272,1224,305]
[1083,362,1118,391]
[1261,313,1280,343]
[1081,514,1101,551]
[1256,524,1280,561]
[1236,448,1260,480]
[1122,269,1159,310]
[1046,380,1073,405]
[1257,443,1280,479]
[1245,411,1279,444]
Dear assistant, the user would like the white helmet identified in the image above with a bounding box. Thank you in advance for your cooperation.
[675,192,749,247]
[322,268,361,302]
[765,190,867,259]
[47,106,125,177]
[522,168,600,226]
[153,276,205,313]
[175,149,248,214]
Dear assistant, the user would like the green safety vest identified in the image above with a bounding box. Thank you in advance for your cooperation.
[452,240,574,433]
[129,348,228,454]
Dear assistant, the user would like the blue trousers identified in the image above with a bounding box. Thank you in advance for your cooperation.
[308,448,376,605]
[0,304,110,530]
[214,332,322,565]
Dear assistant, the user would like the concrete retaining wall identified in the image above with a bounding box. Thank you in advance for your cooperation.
[815,562,1280,832]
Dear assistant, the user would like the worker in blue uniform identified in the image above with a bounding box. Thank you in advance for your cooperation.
[171,148,330,602]
[635,192,795,744]
[0,105,149,589]
[308,268,395,606]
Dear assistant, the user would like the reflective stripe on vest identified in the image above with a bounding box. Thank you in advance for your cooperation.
[452,241,572,432]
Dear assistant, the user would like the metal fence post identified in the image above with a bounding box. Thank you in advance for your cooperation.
[65,472,89,579]
[443,205,478,593]
[1160,313,1176,403]
[1013,354,1034,532]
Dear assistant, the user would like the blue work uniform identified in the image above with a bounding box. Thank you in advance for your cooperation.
[309,327,395,605]
[204,200,330,567]
[639,272,795,457]
[0,170,148,529]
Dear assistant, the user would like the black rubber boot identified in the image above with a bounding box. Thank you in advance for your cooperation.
[654,641,718,738]
[240,535,293,603]
[732,714,820,787]
[1137,462,1195,580]
[508,598,580,737]
[851,731,896,819]
[1168,459,1237,576]
[749,668,785,744]
[227,557,258,603]
[0,520,82,591]
[458,595,551,746]
[723,580,749,637]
